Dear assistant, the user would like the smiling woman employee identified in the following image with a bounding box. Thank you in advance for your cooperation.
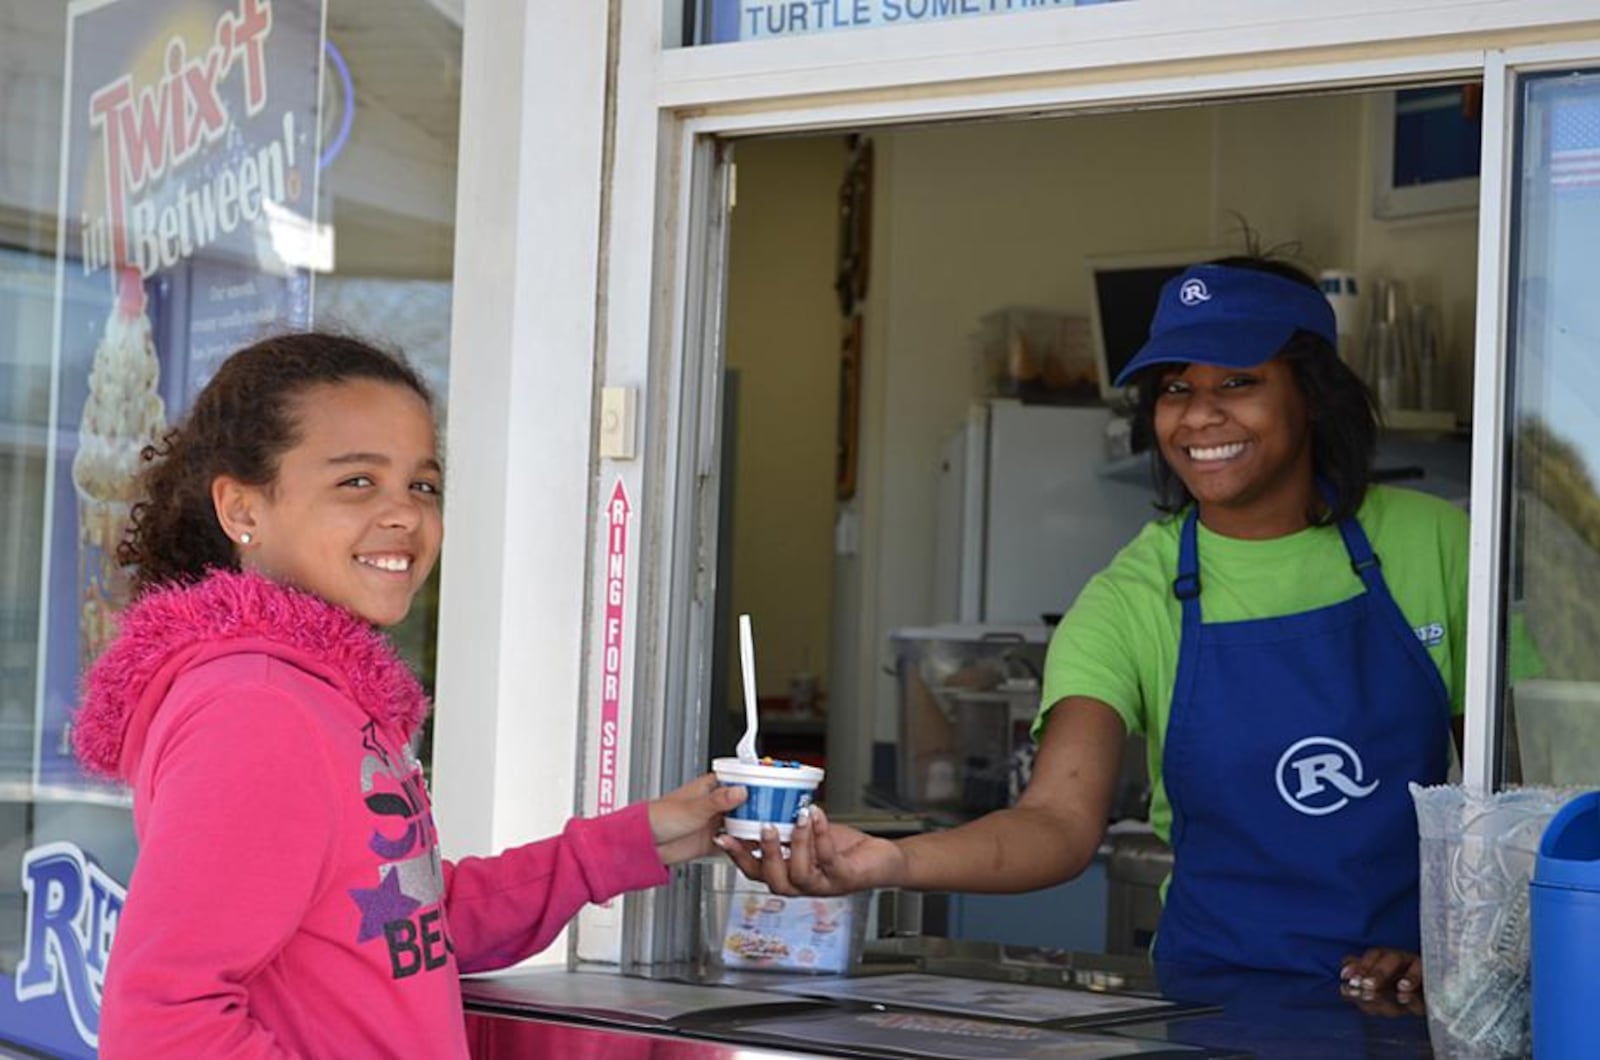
[725,258,1465,994]
[1054,259,1462,988]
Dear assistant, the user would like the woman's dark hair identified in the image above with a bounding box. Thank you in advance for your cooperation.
[1132,255,1378,526]
[119,331,433,597]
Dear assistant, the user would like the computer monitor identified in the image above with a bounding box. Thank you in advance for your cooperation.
[1087,249,1225,401]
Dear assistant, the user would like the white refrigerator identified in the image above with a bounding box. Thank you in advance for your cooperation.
[935,400,1153,625]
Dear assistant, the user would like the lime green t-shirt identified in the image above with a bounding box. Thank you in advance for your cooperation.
[1035,485,1469,846]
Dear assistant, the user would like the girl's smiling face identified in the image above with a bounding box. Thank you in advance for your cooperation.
[217,379,443,626]
[1153,358,1315,538]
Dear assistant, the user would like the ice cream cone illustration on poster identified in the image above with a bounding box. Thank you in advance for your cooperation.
[71,268,167,668]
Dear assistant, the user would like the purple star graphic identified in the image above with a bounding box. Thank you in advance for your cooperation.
[348,869,420,943]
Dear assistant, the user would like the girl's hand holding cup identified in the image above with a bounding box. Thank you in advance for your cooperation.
[647,773,748,866]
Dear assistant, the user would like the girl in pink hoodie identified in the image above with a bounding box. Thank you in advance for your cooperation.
[73,333,744,1058]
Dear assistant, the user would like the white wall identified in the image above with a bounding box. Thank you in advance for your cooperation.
[431,0,608,971]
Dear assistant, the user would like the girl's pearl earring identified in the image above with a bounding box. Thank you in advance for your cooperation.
[239,532,253,545]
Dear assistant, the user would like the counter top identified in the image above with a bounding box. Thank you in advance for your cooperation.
[462,939,1435,1059]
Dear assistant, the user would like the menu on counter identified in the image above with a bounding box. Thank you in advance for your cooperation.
[461,971,818,1027]
[767,971,1197,1027]
[720,1009,1246,1060]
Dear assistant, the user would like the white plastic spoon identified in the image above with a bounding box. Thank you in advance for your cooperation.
[735,613,760,762]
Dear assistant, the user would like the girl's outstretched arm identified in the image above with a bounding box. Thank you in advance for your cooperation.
[444,775,742,972]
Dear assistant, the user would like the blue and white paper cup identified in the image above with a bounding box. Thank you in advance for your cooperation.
[713,756,825,842]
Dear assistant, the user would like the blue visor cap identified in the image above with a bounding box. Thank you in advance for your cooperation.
[1112,264,1339,387]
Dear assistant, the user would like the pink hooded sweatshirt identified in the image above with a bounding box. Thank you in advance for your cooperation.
[74,570,669,1059]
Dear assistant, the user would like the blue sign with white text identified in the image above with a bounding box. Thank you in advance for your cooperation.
[703,0,1128,43]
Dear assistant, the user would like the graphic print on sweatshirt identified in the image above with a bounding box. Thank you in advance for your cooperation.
[347,721,454,979]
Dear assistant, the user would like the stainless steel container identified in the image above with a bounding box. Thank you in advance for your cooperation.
[1104,830,1172,957]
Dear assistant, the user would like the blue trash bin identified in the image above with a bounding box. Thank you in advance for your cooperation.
[1531,790,1600,1059]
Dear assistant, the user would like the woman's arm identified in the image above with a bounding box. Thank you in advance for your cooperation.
[726,696,1125,895]
[901,695,1125,890]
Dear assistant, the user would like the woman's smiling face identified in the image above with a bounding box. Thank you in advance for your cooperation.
[227,379,443,626]
[1153,358,1315,538]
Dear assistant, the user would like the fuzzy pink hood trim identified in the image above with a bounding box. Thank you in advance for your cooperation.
[74,569,429,780]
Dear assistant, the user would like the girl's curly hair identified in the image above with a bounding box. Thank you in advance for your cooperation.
[119,331,433,598]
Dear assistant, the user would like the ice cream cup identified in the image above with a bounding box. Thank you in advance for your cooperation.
[714,756,825,842]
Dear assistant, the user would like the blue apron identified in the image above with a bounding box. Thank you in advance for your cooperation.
[1151,505,1451,975]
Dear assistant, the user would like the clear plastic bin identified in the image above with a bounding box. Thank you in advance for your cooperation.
[693,858,870,975]
[1412,783,1577,1059]
[971,307,1098,404]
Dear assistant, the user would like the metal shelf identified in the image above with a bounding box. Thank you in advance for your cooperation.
[1096,452,1149,486]
[1097,419,1470,491]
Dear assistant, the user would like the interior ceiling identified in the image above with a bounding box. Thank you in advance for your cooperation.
[329,0,462,164]
[0,3,464,236]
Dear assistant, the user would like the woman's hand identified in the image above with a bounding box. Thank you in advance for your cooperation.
[712,697,1123,899]
[716,805,907,896]
[647,774,747,867]
[1340,947,1424,998]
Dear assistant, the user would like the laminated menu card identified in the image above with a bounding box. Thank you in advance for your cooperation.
[767,971,1201,1027]
[719,875,859,973]
[718,1009,1246,1060]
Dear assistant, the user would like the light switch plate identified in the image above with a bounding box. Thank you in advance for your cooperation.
[599,386,638,460]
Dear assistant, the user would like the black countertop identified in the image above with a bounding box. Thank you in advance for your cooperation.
[462,938,1436,1059]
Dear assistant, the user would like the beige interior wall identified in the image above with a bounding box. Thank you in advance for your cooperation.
[851,90,1480,746]
[857,107,1220,742]
[1352,97,1481,419]
[1212,94,1363,272]
[724,135,849,700]
[1215,91,1479,413]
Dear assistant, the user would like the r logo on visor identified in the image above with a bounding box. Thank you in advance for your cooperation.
[1179,278,1211,306]
[1275,736,1378,816]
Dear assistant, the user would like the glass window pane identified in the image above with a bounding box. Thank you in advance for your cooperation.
[1503,69,1600,788]
[0,2,459,1052]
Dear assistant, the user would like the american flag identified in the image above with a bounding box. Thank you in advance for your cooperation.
[1548,85,1600,190]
